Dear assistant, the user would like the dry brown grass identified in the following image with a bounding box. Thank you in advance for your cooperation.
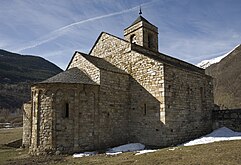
[59,140,241,165]
[3,140,241,165]
[0,127,22,145]
[1,128,241,165]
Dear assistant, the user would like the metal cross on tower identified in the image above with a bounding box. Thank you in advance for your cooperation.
[139,6,142,15]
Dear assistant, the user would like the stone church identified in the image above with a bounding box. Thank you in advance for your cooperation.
[23,14,214,155]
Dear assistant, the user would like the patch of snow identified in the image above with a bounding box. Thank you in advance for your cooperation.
[0,122,13,128]
[107,143,145,153]
[73,151,97,158]
[135,149,157,155]
[73,127,241,158]
[196,44,240,69]
[73,143,145,158]
[168,147,178,151]
[0,122,11,124]
[106,151,122,156]
[181,127,241,146]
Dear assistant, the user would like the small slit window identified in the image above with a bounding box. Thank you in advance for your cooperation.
[148,33,153,48]
[144,103,147,115]
[64,103,69,118]
[200,87,204,101]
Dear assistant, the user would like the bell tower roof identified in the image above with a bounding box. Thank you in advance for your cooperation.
[124,14,159,52]
[130,15,155,27]
[125,15,157,31]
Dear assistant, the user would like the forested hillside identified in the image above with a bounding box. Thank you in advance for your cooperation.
[0,49,62,113]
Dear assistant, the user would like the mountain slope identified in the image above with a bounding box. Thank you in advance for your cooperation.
[197,44,240,69]
[0,49,62,83]
[0,49,62,111]
[205,44,241,109]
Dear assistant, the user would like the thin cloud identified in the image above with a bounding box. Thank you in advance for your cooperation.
[17,0,156,53]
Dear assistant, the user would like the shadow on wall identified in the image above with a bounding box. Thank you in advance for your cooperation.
[128,75,166,146]
[213,109,241,132]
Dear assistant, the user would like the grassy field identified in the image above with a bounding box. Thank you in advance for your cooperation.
[0,127,22,145]
[0,127,27,165]
[1,128,241,165]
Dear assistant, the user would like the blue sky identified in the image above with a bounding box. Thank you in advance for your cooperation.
[0,0,241,69]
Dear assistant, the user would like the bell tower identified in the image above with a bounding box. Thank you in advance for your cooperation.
[124,9,158,52]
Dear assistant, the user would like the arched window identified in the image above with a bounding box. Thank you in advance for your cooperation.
[130,34,137,44]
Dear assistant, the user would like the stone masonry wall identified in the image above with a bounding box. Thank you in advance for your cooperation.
[90,32,213,147]
[163,65,214,145]
[22,103,32,148]
[213,109,241,132]
[90,32,131,59]
[68,52,100,84]
[97,70,130,148]
[90,33,167,146]
[29,83,99,155]
[30,86,55,154]
[127,51,166,146]
[53,84,99,153]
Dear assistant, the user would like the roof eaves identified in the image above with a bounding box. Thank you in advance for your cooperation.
[131,44,205,74]
[80,53,128,75]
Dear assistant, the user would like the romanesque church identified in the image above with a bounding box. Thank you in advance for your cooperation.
[23,14,214,155]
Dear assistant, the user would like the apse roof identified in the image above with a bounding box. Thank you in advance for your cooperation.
[40,67,97,85]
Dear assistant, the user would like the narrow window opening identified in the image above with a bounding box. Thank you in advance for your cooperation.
[148,34,153,48]
[144,103,147,115]
[200,87,204,101]
[117,78,121,87]
[64,103,69,118]
[130,34,137,44]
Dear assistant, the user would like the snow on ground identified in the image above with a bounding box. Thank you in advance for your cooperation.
[73,143,146,157]
[105,151,122,156]
[73,127,241,157]
[168,147,178,151]
[106,143,145,155]
[73,151,97,158]
[135,149,157,155]
[182,127,241,146]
